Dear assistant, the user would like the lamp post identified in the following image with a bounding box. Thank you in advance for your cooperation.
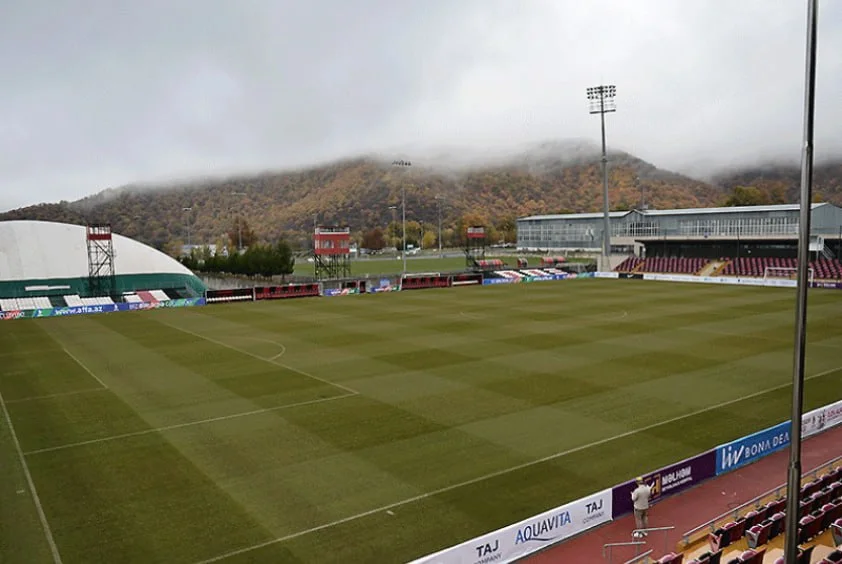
[182,207,192,247]
[392,159,411,274]
[587,85,617,271]
[784,2,818,563]
[231,192,247,251]
[435,195,444,258]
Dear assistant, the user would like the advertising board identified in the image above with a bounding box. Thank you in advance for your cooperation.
[802,398,842,439]
[611,450,716,518]
[0,298,205,321]
[410,489,612,564]
[715,421,790,476]
[322,288,360,297]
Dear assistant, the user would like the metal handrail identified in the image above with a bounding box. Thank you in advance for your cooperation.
[681,454,841,544]
[623,549,654,564]
[632,526,675,534]
[603,541,646,563]
[632,526,675,556]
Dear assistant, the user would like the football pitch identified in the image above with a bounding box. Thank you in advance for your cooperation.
[2,279,842,564]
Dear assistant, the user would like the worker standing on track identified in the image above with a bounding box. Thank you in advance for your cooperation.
[631,476,652,536]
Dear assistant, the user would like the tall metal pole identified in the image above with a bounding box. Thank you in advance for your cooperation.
[392,159,412,274]
[436,195,443,258]
[600,98,610,263]
[784,1,818,562]
[587,86,616,272]
[183,207,192,247]
[402,184,407,274]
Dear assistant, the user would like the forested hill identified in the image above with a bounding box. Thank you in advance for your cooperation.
[1,143,840,251]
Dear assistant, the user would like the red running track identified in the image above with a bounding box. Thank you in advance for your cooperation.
[526,424,842,563]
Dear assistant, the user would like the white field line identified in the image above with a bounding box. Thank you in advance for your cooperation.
[24,393,356,456]
[5,388,108,404]
[62,347,109,389]
[194,365,842,564]
[157,320,358,395]
[243,337,287,361]
[0,389,63,563]
[681,325,842,350]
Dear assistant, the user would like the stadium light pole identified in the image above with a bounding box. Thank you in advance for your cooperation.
[232,192,247,251]
[392,159,411,274]
[587,85,617,272]
[784,2,818,563]
[182,207,192,247]
[388,205,398,249]
[435,195,444,257]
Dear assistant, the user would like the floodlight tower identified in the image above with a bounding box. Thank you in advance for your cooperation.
[587,85,617,270]
[392,159,411,274]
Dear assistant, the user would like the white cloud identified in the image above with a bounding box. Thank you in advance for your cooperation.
[0,0,840,211]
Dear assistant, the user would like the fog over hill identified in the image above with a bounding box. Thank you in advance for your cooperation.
[3,139,840,254]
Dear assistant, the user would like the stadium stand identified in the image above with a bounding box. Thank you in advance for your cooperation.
[652,461,842,563]
[615,257,644,273]
[722,257,842,279]
[613,255,842,280]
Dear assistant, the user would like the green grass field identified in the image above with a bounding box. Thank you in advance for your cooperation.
[292,255,485,277]
[2,279,842,564]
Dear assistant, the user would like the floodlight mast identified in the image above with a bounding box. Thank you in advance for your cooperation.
[783,1,818,563]
[587,85,616,271]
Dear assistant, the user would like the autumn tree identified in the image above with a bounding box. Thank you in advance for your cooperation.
[227,217,258,250]
[724,186,769,207]
[361,227,386,250]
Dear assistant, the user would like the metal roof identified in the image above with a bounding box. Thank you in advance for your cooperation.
[641,203,824,216]
[520,211,633,221]
[518,203,830,222]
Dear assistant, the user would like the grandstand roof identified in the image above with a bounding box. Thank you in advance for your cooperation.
[520,211,633,221]
[0,220,195,281]
[519,203,830,222]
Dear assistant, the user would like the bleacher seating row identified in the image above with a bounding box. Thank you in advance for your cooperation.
[615,256,842,280]
[723,257,842,279]
[0,290,175,311]
[653,465,842,564]
[0,296,52,311]
[493,268,562,280]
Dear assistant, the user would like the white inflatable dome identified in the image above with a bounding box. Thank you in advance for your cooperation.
[0,220,194,281]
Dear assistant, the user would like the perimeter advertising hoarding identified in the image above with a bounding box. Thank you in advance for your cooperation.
[0,298,205,320]
[715,421,790,476]
[409,489,612,564]
[802,398,842,439]
[322,288,360,297]
[611,450,716,518]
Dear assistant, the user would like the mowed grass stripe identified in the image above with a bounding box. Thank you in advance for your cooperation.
[25,430,282,564]
[198,365,842,564]
[92,313,351,400]
[3,281,842,564]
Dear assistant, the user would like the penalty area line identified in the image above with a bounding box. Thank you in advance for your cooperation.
[193,365,842,564]
[5,388,108,404]
[24,393,356,456]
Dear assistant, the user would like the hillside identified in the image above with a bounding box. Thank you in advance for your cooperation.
[713,161,842,205]
[1,143,839,251]
[0,144,725,250]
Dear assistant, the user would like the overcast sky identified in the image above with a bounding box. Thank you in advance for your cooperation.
[1,0,840,211]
